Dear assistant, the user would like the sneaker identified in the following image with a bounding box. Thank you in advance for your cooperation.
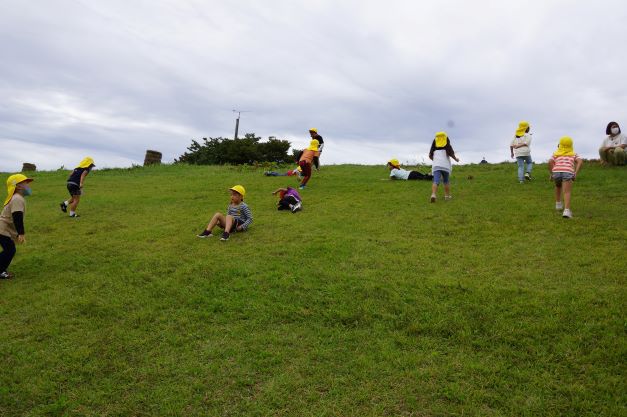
[69,213,80,218]
[0,271,13,279]
[519,180,525,184]
[444,195,452,201]
[555,202,563,210]
[430,194,436,203]
[298,185,305,190]
[524,173,531,181]
[60,202,67,213]
[562,209,572,219]
[220,232,230,241]
[197,231,213,238]
[291,201,302,213]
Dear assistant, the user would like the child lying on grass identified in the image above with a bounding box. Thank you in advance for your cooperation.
[272,187,302,213]
[387,159,433,180]
[197,185,253,241]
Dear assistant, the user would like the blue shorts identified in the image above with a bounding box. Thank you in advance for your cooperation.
[433,170,450,185]
[552,172,574,185]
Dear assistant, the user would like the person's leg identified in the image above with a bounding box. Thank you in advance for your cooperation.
[613,147,626,165]
[443,172,451,198]
[555,182,562,205]
[431,171,441,202]
[525,156,533,177]
[516,157,524,181]
[0,235,16,274]
[562,180,573,210]
[205,212,226,232]
[69,195,81,214]
[224,215,234,232]
[313,156,319,170]
[300,162,312,186]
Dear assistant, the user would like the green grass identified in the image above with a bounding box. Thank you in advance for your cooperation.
[0,163,625,416]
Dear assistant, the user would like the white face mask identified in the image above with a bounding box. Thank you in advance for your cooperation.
[611,127,620,135]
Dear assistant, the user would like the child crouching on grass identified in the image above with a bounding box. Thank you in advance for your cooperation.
[429,131,460,202]
[197,185,253,241]
[549,136,583,219]
[272,187,302,213]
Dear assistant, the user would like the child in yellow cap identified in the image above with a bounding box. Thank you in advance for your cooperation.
[428,132,460,202]
[309,128,324,171]
[298,139,320,189]
[60,157,95,218]
[197,185,253,241]
[386,159,433,180]
[1,174,34,279]
[510,121,534,183]
[549,137,583,219]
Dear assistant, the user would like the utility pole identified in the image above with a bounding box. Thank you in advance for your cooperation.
[232,109,251,140]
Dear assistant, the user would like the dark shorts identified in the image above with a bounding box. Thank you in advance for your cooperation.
[408,171,433,180]
[67,183,81,196]
[278,195,299,210]
[227,218,244,233]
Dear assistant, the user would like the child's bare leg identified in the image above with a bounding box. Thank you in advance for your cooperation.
[69,195,81,212]
[555,184,562,203]
[224,215,234,232]
[206,212,225,232]
[562,181,573,209]
[431,183,438,195]
[444,184,451,196]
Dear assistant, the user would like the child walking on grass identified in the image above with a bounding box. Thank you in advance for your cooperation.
[272,187,302,213]
[510,121,533,183]
[429,132,460,202]
[60,157,95,218]
[549,137,583,219]
[1,174,34,279]
[197,185,253,241]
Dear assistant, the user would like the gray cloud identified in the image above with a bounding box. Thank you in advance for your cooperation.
[1,0,626,171]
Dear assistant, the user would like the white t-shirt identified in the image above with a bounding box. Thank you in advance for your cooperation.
[601,133,626,148]
[511,134,532,157]
[390,168,410,180]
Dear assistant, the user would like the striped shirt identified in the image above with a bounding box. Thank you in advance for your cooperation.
[550,154,581,173]
[227,202,253,230]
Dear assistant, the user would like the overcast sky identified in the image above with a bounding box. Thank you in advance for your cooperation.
[1,0,626,171]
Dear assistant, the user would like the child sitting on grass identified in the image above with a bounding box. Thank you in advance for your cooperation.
[549,136,583,219]
[272,187,302,213]
[197,185,253,241]
[1,174,34,280]
[429,131,460,202]
[387,159,433,180]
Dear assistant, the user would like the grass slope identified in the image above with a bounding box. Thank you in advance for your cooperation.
[0,163,625,416]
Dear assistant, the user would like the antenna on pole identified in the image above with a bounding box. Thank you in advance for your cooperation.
[232,109,251,140]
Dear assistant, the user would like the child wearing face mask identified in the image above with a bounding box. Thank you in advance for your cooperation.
[196,185,253,241]
[0,174,34,279]
[599,121,626,165]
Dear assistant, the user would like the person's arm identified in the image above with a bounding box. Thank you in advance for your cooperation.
[428,141,435,160]
[12,211,25,243]
[574,158,583,179]
[510,145,515,158]
[272,188,287,195]
[548,158,555,180]
[237,206,253,231]
[446,142,460,163]
[79,170,90,188]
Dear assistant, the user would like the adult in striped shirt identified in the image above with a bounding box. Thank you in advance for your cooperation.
[549,137,583,219]
[197,185,253,241]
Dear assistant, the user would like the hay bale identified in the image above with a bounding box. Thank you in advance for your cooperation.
[144,150,162,166]
[22,163,36,172]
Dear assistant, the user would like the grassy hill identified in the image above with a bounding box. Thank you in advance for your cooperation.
[0,163,625,416]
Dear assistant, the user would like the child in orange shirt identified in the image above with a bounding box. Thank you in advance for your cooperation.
[298,139,319,189]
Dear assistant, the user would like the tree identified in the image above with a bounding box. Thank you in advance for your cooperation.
[176,134,292,165]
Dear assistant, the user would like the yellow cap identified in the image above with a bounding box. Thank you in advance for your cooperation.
[553,136,575,157]
[307,139,319,151]
[515,121,529,136]
[229,185,246,198]
[77,157,95,168]
[435,131,448,148]
[388,159,400,168]
[309,128,317,133]
[4,174,34,206]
